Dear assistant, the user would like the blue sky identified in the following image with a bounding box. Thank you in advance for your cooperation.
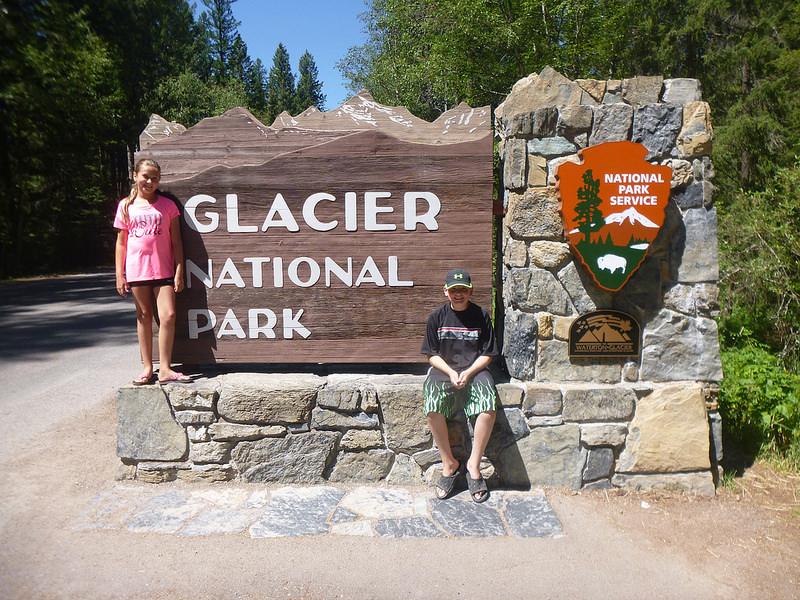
[231,0,369,110]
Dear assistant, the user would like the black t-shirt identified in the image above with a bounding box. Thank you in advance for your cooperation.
[421,302,498,371]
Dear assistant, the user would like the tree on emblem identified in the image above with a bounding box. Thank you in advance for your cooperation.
[573,169,604,244]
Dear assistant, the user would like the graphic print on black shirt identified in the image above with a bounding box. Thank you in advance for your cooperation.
[421,302,498,372]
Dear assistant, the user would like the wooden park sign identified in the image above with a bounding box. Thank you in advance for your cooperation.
[556,141,672,291]
[137,93,493,363]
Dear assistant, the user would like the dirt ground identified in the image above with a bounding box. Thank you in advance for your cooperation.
[1,396,798,600]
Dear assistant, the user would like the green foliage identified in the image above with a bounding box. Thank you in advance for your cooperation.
[296,51,326,113]
[719,340,800,467]
[265,43,296,123]
[718,163,800,369]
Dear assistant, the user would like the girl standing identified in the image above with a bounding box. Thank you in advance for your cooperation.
[114,158,191,384]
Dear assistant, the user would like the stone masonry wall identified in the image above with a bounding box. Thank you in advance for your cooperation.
[116,68,723,495]
[495,67,722,494]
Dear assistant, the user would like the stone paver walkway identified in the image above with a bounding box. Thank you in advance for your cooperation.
[73,483,563,539]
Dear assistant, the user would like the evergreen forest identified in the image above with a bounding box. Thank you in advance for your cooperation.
[1,0,798,467]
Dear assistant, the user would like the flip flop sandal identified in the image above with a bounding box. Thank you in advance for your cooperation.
[435,461,465,499]
[132,373,155,386]
[158,372,192,384]
[466,472,490,503]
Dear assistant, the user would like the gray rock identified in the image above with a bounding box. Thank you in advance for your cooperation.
[167,385,218,410]
[673,182,704,209]
[430,498,507,537]
[505,188,563,239]
[329,449,394,482]
[662,78,702,104]
[496,382,524,407]
[505,267,572,315]
[504,495,563,538]
[556,104,594,137]
[589,103,633,145]
[632,104,683,159]
[562,387,637,422]
[673,207,719,283]
[174,410,215,426]
[311,407,380,430]
[640,309,723,381]
[527,136,576,157]
[502,309,538,380]
[503,138,528,190]
[217,373,322,424]
[497,424,583,489]
[340,429,384,450]
[386,452,425,485]
[621,76,664,106]
[249,486,345,537]
[188,441,232,464]
[557,261,613,314]
[318,376,378,412]
[375,517,445,538]
[602,79,623,104]
[208,422,285,441]
[579,423,628,447]
[531,106,559,136]
[376,380,431,453]
[522,384,562,416]
[231,431,340,483]
[583,447,615,481]
[116,386,187,461]
[537,340,623,383]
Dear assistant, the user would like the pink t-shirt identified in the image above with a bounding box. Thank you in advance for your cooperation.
[114,195,180,282]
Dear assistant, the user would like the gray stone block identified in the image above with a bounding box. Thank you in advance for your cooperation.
[503,309,538,380]
[583,447,615,481]
[562,387,637,422]
[116,386,187,461]
[673,207,719,283]
[589,103,633,145]
[328,449,394,482]
[231,431,340,483]
[497,424,583,489]
[662,78,702,104]
[503,138,528,189]
[376,380,431,453]
[217,373,322,424]
[640,309,722,381]
[632,103,683,159]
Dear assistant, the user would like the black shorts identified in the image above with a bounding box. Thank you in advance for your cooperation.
[128,278,174,288]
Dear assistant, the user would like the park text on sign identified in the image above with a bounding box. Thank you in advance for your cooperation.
[137,96,494,363]
[555,141,672,291]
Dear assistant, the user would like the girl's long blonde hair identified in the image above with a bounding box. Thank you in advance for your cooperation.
[121,158,161,222]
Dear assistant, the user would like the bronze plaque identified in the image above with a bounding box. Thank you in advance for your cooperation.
[137,96,494,364]
[568,310,641,357]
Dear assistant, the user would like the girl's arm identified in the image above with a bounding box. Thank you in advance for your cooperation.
[115,229,128,297]
[170,215,185,293]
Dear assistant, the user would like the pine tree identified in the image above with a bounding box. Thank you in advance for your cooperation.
[200,0,241,85]
[266,43,296,122]
[573,169,604,244]
[296,50,326,112]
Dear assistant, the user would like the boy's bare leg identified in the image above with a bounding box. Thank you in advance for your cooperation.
[426,412,460,476]
[467,410,496,481]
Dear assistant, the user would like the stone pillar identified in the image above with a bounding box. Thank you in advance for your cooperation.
[493,67,721,495]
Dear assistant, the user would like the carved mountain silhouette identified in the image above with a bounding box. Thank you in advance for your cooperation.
[603,207,659,228]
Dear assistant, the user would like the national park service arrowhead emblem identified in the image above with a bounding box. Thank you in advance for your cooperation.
[556,141,672,291]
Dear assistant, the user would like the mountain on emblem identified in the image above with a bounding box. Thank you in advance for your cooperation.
[556,141,672,291]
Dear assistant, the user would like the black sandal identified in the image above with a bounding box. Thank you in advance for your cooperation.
[466,471,489,503]
[435,461,465,499]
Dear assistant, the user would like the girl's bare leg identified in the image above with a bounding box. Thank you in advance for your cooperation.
[152,284,178,378]
[131,286,155,377]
